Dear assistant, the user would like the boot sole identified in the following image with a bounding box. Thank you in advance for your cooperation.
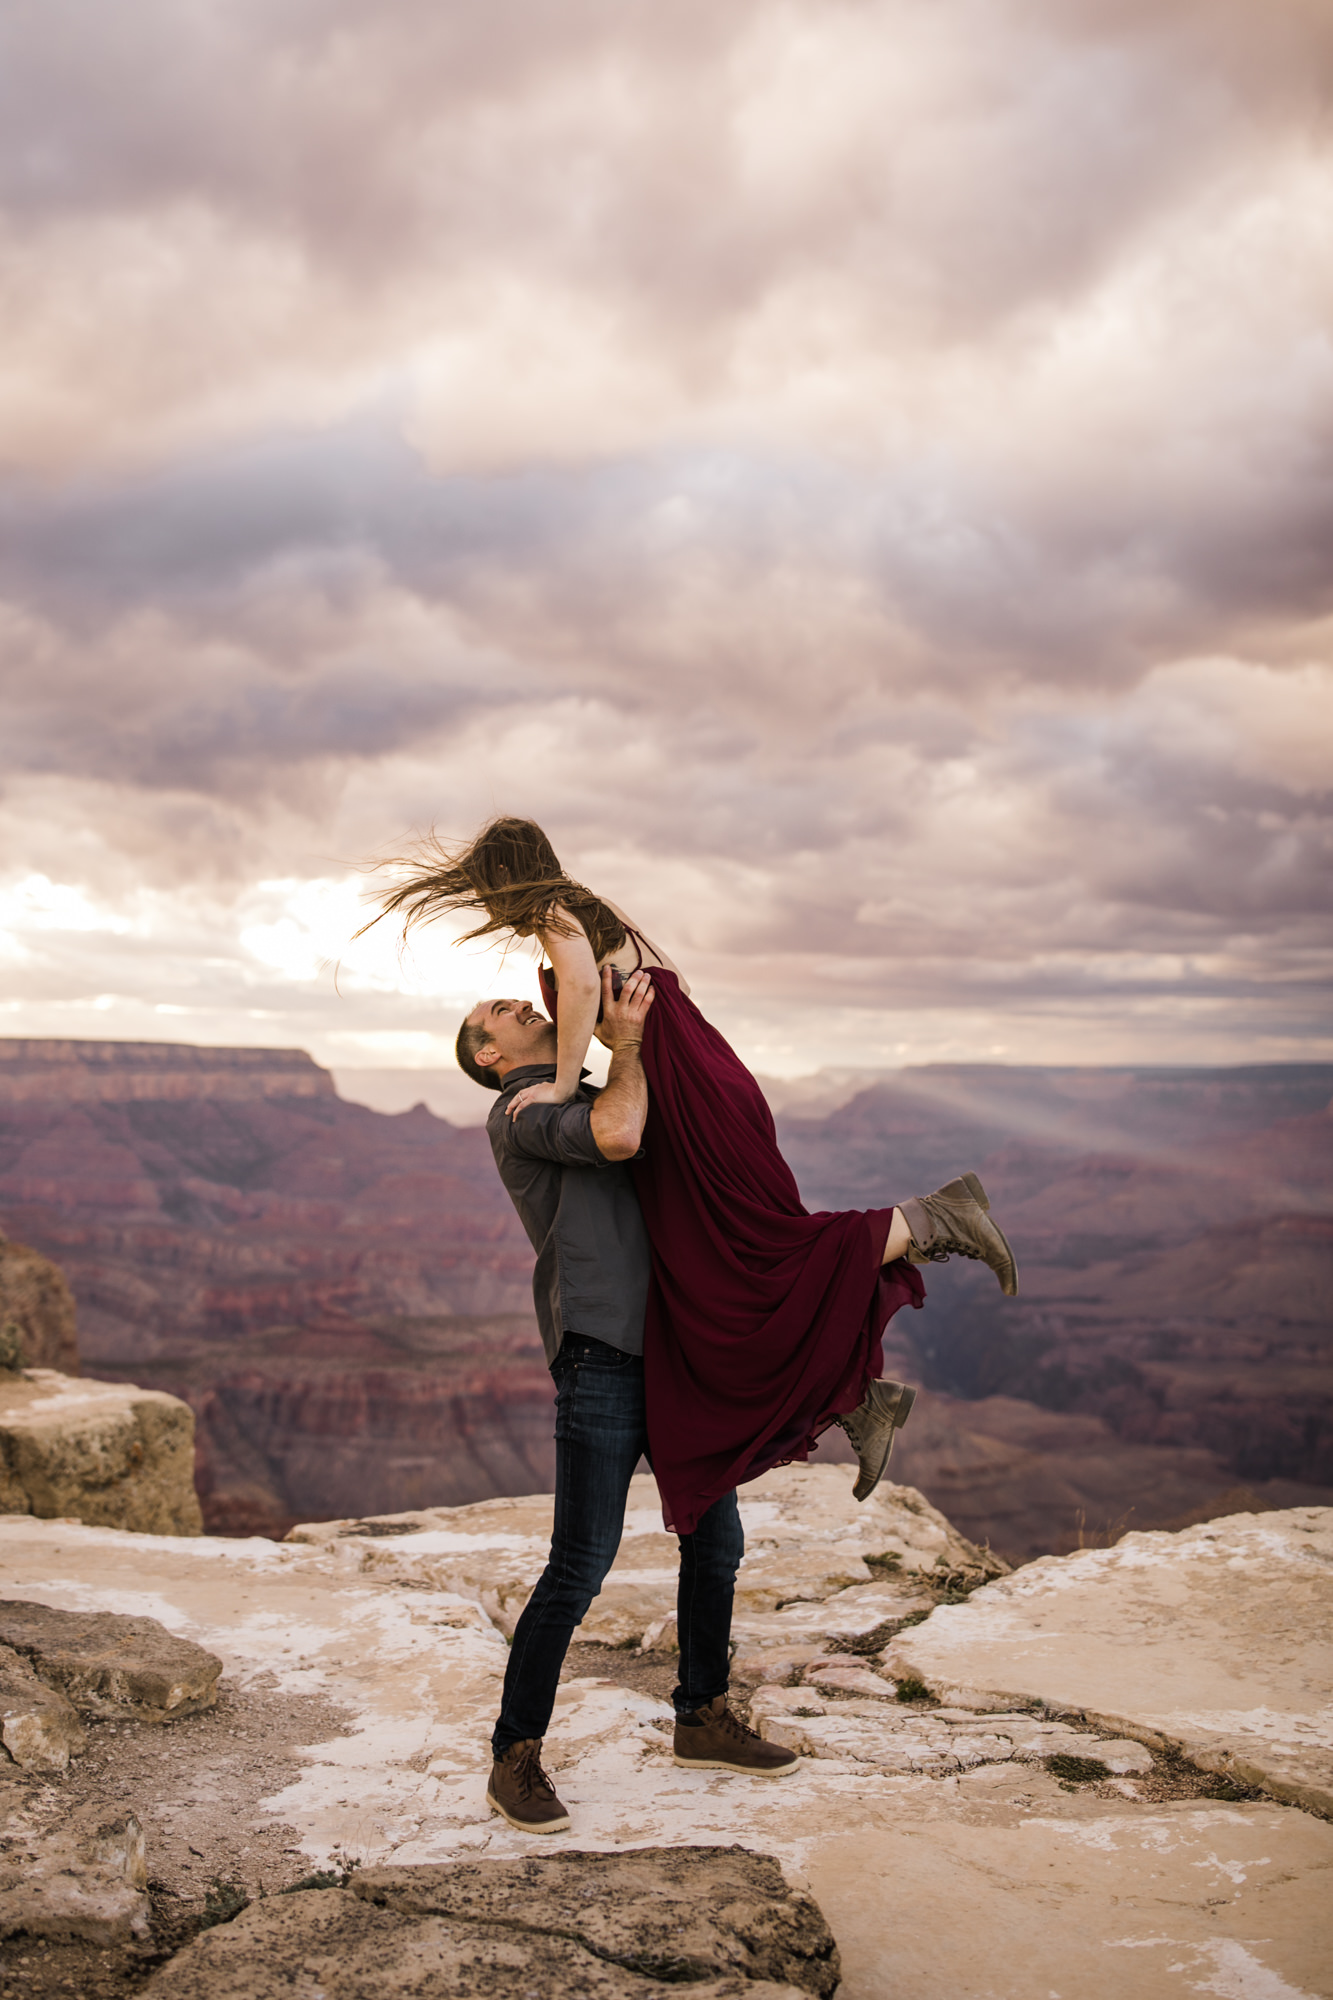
[851,1383,917,1501]
[486,1788,571,1834]
[672,1752,799,1776]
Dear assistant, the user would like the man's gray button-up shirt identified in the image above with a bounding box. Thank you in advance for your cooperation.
[486,1063,651,1368]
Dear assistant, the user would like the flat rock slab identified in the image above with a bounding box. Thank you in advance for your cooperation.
[887,1506,1333,1816]
[0,1809,149,1944]
[753,1686,1153,1776]
[353,1848,839,1992]
[0,1640,85,1770]
[142,1848,834,1999]
[0,1370,202,1536]
[806,1799,1333,2000]
[0,1600,221,1720]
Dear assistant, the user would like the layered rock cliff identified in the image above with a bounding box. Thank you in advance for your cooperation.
[0,1040,333,1106]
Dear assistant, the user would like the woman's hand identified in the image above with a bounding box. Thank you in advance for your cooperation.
[506,1078,575,1120]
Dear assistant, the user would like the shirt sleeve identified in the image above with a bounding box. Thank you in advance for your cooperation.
[505,1097,610,1168]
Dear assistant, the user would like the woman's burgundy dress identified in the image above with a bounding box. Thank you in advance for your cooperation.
[539,964,924,1535]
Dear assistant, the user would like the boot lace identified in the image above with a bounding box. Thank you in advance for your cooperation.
[919,1195,983,1261]
[714,1703,761,1745]
[837,1409,866,1450]
[511,1741,557,1802]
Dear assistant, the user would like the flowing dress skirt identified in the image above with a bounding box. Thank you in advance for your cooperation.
[540,966,924,1534]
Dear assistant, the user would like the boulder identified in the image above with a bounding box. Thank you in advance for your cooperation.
[800,1661,892,1698]
[141,1849,838,1999]
[294,1465,991,1654]
[731,1579,929,1659]
[0,1369,203,1535]
[0,1600,221,1721]
[0,1641,85,1771]
[351,1849,839,1993]
[886,1505,1333,1816]
[0,1234,78,1374]
[751,1686,1154,1776]
[0,1809,149,1944]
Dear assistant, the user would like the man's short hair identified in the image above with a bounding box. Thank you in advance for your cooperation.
[456,1014,502,1091]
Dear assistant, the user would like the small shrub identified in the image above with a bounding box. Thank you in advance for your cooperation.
[894,1676,933,1704]
[865,1551,903,1573]
[930,1564,997,1602]
[200,1879,249,1929]
[280,1870,348,1894]
[1046,1754,1109,1784]
[832,1617,909,1657]
[1200,1775,1261,1803]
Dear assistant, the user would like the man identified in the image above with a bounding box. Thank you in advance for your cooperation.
[457,966,797,1835]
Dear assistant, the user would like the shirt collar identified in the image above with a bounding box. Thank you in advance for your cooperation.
[499,1063,557,1093]
[497,1063,593,1095]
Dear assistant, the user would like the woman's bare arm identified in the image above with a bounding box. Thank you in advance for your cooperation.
[540,907,602,1102]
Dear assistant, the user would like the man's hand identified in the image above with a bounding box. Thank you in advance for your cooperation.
[593,965,654,1050]
[590,966,653,1161]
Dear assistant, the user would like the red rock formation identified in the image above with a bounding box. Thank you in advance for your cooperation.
[107,1317,557,1539]
[0,1041,537,1534]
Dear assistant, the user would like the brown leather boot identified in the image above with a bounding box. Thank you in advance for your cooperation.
[673,1696,799,1777]
[899,1172,1018,1296]
[486,1738,571,1833]
[837,1377,917,1501]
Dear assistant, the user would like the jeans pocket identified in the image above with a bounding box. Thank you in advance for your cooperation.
[566,1336,632,1371]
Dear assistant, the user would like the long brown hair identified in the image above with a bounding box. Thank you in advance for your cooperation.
[360,816,628,960]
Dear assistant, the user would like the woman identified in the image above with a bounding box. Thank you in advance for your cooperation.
[367,816,1017,1535]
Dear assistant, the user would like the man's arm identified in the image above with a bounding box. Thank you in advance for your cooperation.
[589,966,654,1162]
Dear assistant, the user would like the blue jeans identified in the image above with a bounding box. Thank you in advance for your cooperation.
[492,1334,744,1754]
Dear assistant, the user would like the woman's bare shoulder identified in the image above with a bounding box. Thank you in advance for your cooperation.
[602,899,690,995]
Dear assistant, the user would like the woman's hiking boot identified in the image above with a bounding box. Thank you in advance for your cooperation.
[486,1738,571,1833]
[900,1172,1018,1296]
[837,1378,918,1501]
[673,1696,800,1776]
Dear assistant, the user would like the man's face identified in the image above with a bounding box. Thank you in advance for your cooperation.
[467,997,557,1077]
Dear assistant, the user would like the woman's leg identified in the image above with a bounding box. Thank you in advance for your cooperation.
[881,1209,912,1263]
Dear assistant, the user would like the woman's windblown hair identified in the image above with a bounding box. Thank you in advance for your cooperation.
[359,816,627,960]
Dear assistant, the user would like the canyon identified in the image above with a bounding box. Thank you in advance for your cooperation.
[783,1063,1333,1552]
[0,1038,1329,1553]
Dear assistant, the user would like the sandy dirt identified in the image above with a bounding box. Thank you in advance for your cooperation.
[0,1673,353,2000]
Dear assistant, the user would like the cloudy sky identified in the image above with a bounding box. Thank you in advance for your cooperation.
[2,0,1331,1101]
